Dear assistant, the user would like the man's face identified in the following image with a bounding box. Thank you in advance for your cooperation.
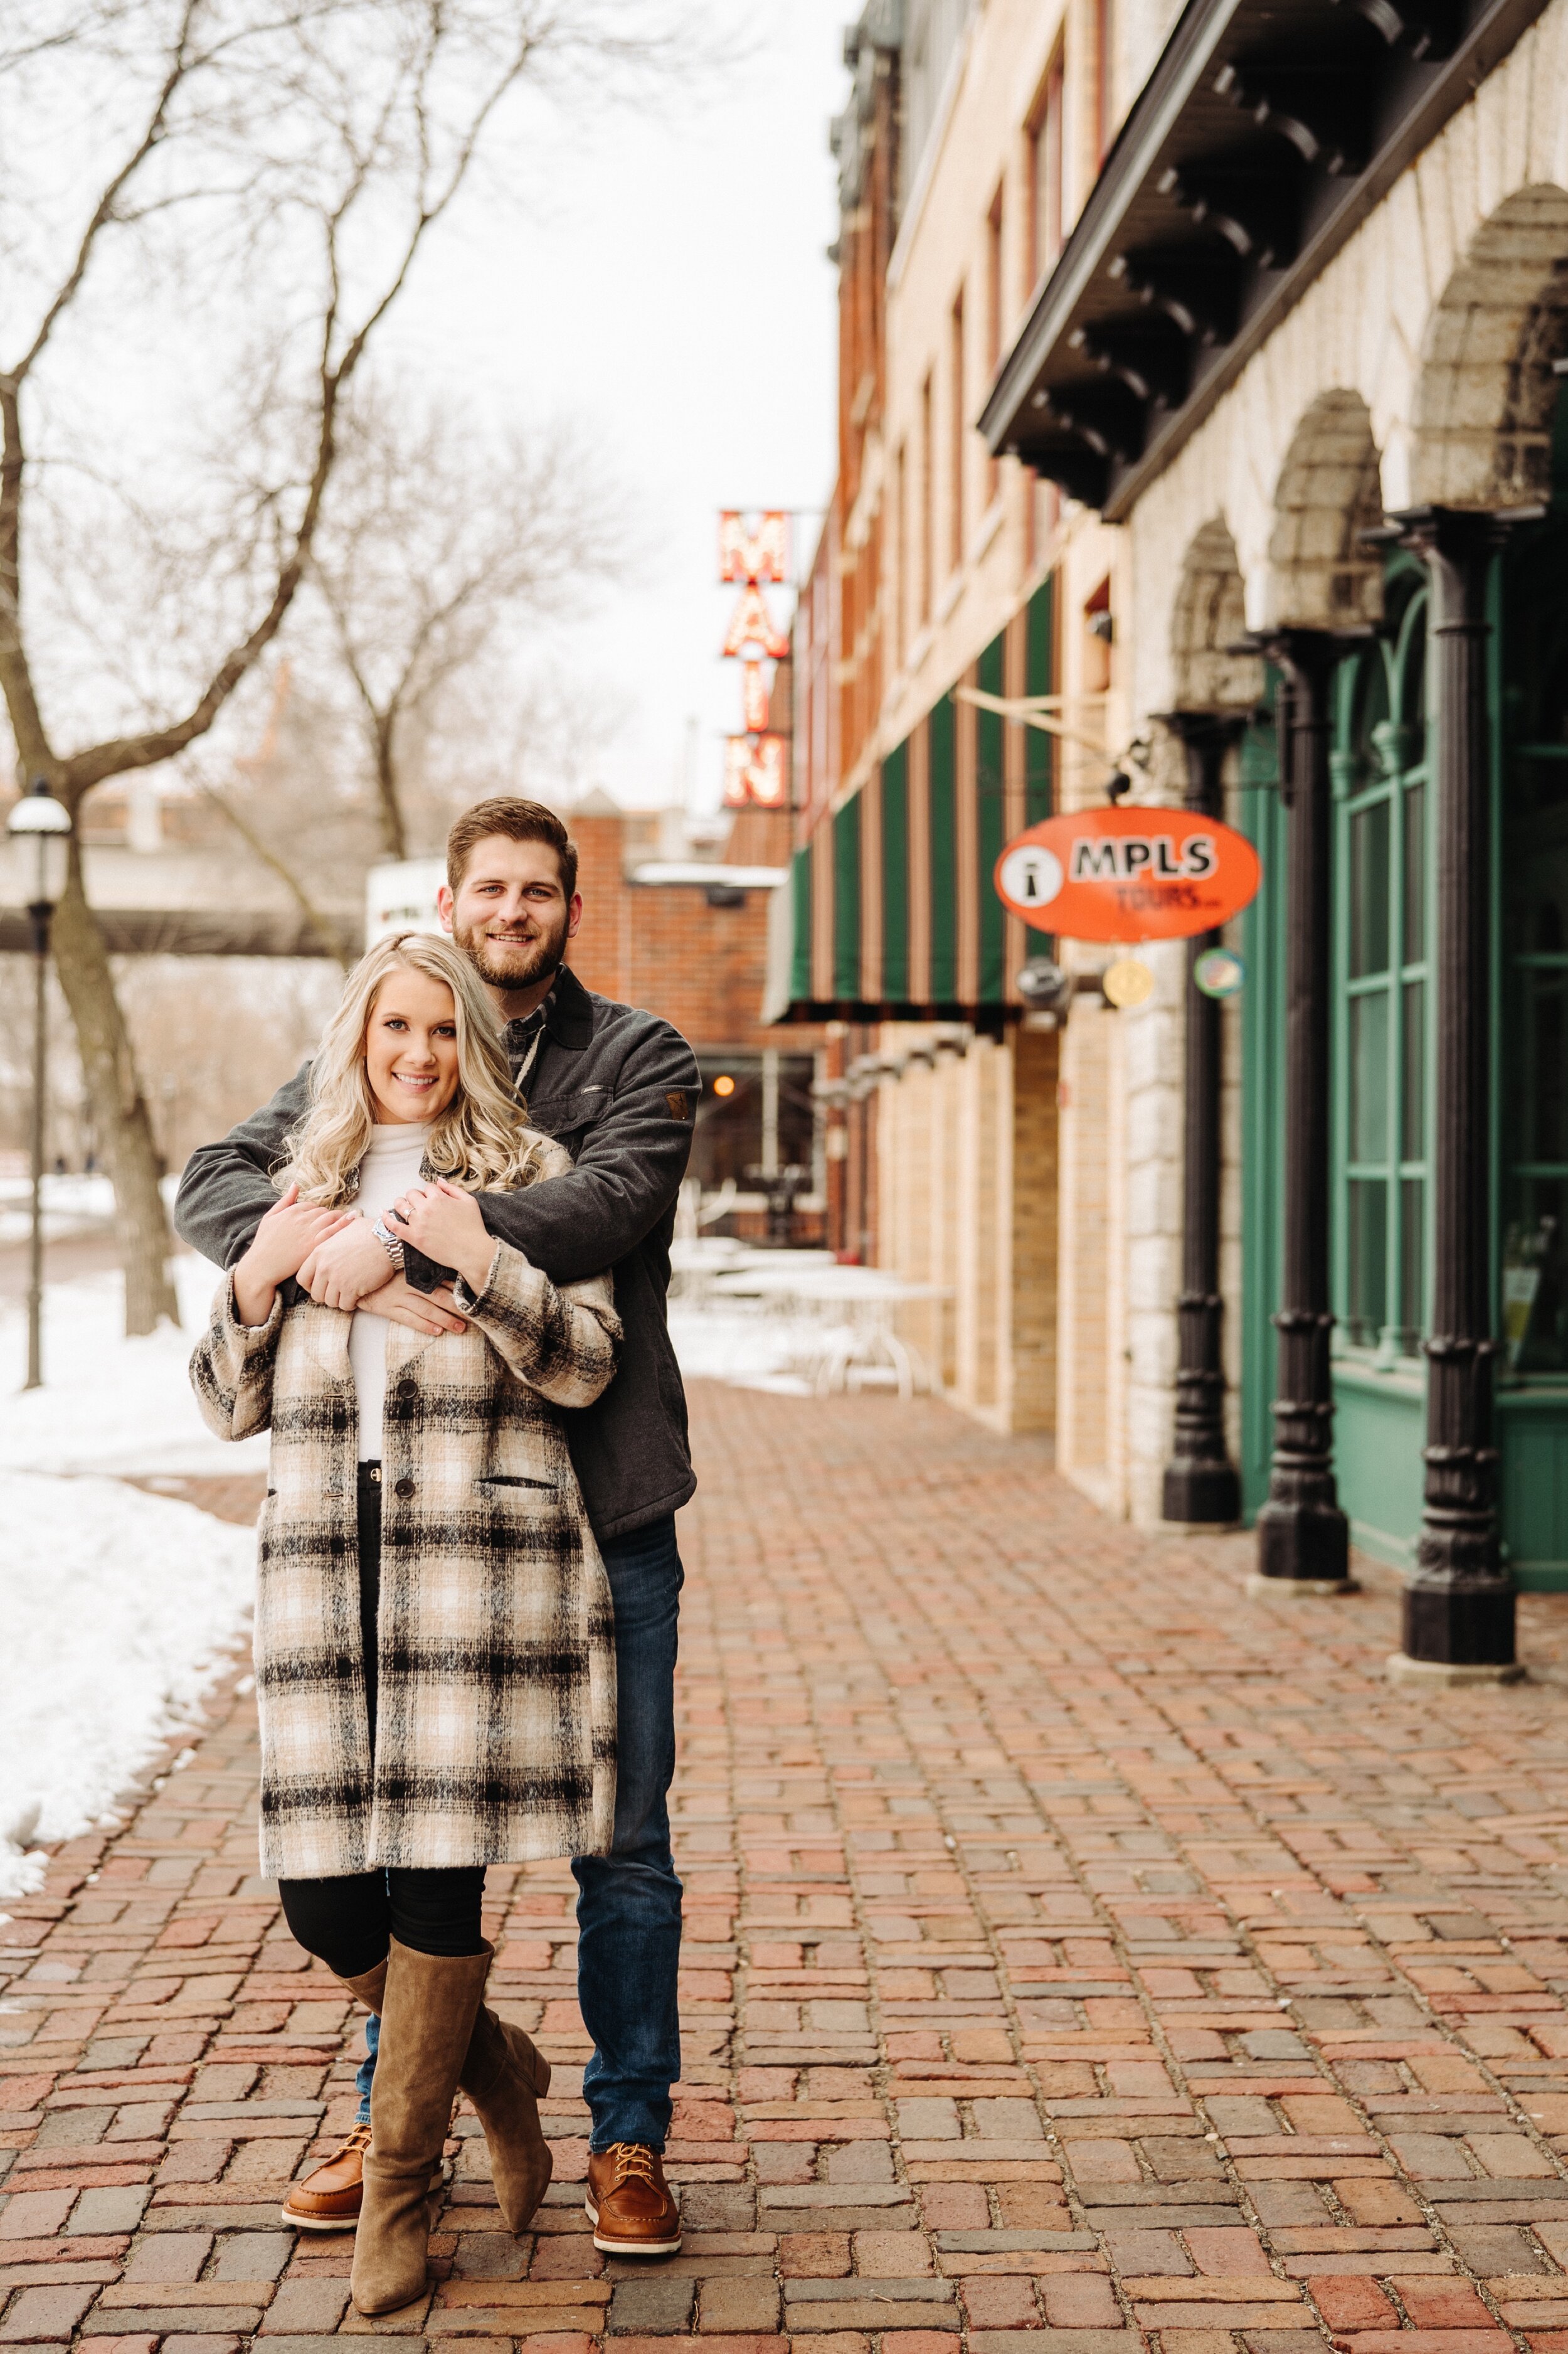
[438,834,581,996]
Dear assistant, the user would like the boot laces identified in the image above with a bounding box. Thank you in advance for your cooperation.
[605,2141,659,2188]
[339,2122,373,2156]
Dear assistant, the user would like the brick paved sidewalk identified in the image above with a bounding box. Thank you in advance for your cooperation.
[6,1383,1568,2354]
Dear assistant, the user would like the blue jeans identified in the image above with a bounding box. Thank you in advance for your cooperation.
[354,1515,684,2151]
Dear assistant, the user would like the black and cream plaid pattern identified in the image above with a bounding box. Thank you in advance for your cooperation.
[190,1148,622,1881]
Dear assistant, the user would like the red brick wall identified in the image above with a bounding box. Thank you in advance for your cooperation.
[564,807,807,1054]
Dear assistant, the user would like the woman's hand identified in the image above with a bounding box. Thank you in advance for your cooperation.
[388,1180,495,1296]
[233,1186,354,1326]
[355,1276,470,1337]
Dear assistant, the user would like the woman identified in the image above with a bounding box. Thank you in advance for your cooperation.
[190,930,620,2317]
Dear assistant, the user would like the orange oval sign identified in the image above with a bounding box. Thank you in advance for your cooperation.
[994,806,1262,942]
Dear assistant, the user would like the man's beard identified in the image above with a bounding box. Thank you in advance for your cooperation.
[453,911,569,994]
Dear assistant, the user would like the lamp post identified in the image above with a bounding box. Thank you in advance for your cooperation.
[8,780,73,1390]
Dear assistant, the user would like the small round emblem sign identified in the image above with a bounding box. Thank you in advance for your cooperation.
[1102,957,1155,1008]
[994,806,1263,943]
[1194,947,1246,999]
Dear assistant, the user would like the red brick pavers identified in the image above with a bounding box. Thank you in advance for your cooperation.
[5,1387,1568,2354]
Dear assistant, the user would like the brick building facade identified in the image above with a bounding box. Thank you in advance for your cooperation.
[568,797,823,1210]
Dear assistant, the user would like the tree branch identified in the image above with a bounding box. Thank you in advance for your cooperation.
[56,18,544,802]
[8,0,203,387]
[202,782,353,966]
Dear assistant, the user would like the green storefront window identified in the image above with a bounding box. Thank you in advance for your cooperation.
[1500,516,1568,1373]
[1332,562,1431,1366]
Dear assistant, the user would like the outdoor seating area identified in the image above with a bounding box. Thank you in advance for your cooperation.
[668,1237,947,1397]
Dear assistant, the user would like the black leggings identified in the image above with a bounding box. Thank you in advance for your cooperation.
[278,1863,487,1978]
[276,1462,486,1979]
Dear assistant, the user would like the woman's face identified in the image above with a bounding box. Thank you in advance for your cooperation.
[364,967,460,1124]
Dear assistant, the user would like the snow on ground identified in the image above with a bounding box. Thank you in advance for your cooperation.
[0,1472,255,1897]
[0,1171,117,1247]
[1,1253,268,1478]
[0,1255,261,1897]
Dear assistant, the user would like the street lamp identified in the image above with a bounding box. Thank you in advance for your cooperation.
[7,780,73,1390]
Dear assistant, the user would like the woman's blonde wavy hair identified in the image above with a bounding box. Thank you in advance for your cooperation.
[279,931,548,1206]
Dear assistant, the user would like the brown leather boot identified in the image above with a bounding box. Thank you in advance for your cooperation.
[458,1951,553,2234]
[351,1940,487,2316]
[585,2143,682,2255]
[282,2121,372,2230]
[282,1959,385,2231]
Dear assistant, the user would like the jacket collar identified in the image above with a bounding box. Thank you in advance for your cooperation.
[542,962,593,1053]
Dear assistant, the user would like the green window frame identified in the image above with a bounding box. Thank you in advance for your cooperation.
[1497,509,1568,1376]
[1330,560,1432,1366]
[977,631,1005,1003]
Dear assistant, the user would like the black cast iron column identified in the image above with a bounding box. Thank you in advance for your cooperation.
[1248,631,1352,1586]
[1388,506,1528,1672]
[1158,710,1248,1525]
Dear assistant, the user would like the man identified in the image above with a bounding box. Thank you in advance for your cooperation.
[176,799,697,2259]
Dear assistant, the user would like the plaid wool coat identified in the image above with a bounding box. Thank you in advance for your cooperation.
[190,1166,622,1880]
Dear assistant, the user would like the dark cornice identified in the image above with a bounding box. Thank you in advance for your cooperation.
[978,0,1553,520]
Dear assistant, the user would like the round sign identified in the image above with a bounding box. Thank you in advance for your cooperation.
[997,842,1064,913]
[1103,956,1155,1008]
[993,806,1262,942]
[1194,947,1246,999]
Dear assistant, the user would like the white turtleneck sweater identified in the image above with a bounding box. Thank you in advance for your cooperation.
[349,1124,432,1461]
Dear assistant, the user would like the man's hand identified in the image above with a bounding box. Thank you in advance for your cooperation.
[388,1180,495,1295]
[355,1275,469,1337]
[298,1218,400,1312]
[233,1185,354,1327]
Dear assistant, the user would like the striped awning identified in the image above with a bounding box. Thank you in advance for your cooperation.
[780,576,1056,1021]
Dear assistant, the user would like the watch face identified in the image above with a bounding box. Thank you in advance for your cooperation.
[1194,948,1246,999]
[1102,956,1155,1008]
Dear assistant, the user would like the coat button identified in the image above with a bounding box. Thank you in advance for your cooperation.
[396,1378,416,1400]
[395,1477,415,1498]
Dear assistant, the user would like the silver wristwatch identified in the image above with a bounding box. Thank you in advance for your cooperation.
[372,1216,405,1269]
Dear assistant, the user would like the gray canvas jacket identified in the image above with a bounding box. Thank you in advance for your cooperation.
[174,964,701,1541]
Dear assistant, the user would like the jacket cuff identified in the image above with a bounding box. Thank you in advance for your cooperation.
[221,1274,285,1343]
[453,1240,507,1311]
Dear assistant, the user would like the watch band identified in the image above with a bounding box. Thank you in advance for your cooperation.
[372,1217,406,1269]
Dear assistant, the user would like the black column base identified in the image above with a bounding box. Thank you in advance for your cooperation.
[1162,1459,1241,1525]
[1401,1577,1516,1666]
[1255,1496,1351,1584]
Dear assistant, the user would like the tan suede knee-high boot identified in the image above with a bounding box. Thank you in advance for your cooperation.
[341,1957,388,2016]
[326,1951,551,2235]
[351,1939,488,2316]
[458,1945,553,2233]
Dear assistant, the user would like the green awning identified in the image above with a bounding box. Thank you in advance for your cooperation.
[779,575,1056,1020]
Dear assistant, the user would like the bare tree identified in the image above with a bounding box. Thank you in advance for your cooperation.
[308,386,620,860]
[0,0,686,1332]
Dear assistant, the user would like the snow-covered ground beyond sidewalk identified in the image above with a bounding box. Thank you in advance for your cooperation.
[0,1473,255,1897]
[1,1254,268,1477]
[0,1256,260,1898]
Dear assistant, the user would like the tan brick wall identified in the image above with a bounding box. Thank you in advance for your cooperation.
[874,1024,1059,1435]
[1009,1023,1059,1434]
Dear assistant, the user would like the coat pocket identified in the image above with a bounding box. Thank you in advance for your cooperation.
[477,1473,556,1491]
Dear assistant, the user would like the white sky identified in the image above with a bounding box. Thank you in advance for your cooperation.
[376,1,849,817]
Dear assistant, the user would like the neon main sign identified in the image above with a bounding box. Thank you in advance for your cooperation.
[719,509,790,808]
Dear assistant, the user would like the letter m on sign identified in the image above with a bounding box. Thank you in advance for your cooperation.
[719,510,789,584]
[1073,841,1120,880]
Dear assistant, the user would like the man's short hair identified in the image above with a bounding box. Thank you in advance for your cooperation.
[447,799,579,901]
